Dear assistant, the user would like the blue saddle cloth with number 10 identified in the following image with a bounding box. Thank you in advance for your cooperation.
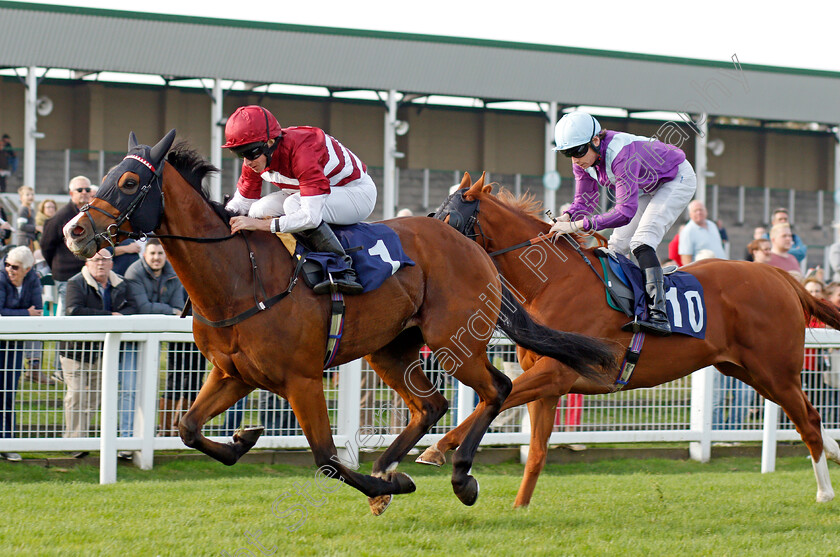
[294,222,415,293]
[608,252,707,339]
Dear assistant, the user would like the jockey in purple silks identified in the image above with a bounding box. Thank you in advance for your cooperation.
[549,110,697,336]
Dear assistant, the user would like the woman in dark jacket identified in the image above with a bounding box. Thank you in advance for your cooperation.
[0,246,42,461]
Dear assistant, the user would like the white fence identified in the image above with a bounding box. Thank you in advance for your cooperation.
[1,316,839,484]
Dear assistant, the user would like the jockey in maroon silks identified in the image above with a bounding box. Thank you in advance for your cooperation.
[223,105,377,294]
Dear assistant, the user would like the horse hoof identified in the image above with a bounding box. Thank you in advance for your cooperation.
[391,472,416,494]
[454,475,480,506]
[816,490,835,503]
[416,445,446,467]
[368,495,392,516]
[234,426,265,448]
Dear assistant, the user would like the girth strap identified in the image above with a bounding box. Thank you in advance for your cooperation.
[190,253,306,328]
[614,332,645,390]
[323,292,346,368]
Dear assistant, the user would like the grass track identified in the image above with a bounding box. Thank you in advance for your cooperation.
[0,455,837,556]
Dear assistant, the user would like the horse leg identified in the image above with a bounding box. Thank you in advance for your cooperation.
[282,372,416,506]
[178,366,259,466]
[514,395,561,508]
[448,357,512,506]
[364,332,449,514]
[716,361,832,502]
[418,356,579,467]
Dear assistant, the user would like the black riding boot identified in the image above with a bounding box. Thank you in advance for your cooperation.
[294,222,364,295]
[622,244,671,336]
[636,266,671,336]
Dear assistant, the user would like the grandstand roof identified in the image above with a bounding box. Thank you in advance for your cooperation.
[0,1,838,124]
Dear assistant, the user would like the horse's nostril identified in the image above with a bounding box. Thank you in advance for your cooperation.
[72,225,85,237]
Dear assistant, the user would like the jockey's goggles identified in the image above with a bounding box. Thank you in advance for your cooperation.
[559,143,590,159]
[232,142,268,161]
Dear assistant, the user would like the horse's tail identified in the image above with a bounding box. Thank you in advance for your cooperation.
[496,283,616,383]
[779,270,840,329]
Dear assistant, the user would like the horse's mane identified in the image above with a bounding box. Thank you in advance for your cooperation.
[492,186,607,248]
[494,187,547,225]
[166,141,232,224]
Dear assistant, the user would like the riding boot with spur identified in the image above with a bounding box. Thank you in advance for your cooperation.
[636,266,671,336]
[294,222,364,295]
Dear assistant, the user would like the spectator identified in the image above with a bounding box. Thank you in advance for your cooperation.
[0,245,48,385]
[61,248,137,458]
[828,223,840,283]
[678,200,727,264]
[35,198,57,231]
[110,239,141,277]
[767,223,802,278]
[744,226,767,261]
[667,224,684,266]
[716,219,729,255]
[0,134,15,193]
[13,185,38,250]
[802,278,838,425]
[747,238,772,264]
[827,281,840,309]
[0,246,44,462]
[41,176,93,315]
[766,208,807,264]
[124,239,197,437]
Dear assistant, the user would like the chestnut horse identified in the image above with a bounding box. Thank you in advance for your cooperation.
[62,131,617,514]
[420,172,840,507]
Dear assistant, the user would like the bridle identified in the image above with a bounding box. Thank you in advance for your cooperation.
[433,189,605,258]
[80,139,297,328]
[81,160,236,253]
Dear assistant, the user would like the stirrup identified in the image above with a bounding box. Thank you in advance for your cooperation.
[313,272,363,295]
[621,317,641,333]
[636,317,671,337]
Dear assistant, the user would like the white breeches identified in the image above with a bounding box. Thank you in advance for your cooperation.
[609,160,697,255]
[248,173,377,225]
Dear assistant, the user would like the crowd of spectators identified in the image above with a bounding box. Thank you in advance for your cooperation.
[668,202,840,433]
[0,174,223,462]
[1,167,839,461]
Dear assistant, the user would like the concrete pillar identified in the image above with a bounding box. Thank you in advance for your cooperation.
[382,90,398,220]
[694,114,708,205]
[209,79,223,202]
[24,67,39,190]
[544,101,559,214]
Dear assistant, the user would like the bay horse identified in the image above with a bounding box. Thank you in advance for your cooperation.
[420,172,840,507]
[62,131,617,514]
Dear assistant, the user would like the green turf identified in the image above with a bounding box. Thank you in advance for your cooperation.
[0,455,835,556]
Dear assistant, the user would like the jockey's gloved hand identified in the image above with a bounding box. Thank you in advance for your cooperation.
[225,191,258,215]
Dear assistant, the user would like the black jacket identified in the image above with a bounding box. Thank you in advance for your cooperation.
[60,268,137,362]
[41,201,85,281]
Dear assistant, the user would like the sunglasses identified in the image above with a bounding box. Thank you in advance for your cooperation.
[73,187,92,193]
[4,262,20,271]
[559,143,590,159]
[233,143,267,161]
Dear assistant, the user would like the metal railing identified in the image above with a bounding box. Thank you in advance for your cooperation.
[0,316,838,483]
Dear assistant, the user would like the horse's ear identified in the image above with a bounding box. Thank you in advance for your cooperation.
[474,171,494,193]
[150,129,177,166]
[128,132,138,151]
[460,172,472,189]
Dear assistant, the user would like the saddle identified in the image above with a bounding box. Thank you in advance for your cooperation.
[593,248,705,340]
[593,247,677,317]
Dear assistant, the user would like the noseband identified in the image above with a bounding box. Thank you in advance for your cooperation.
[80,177,159,250]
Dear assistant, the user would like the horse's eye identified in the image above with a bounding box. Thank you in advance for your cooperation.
[118,172,141,194]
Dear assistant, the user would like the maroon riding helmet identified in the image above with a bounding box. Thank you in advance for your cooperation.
[222,105,283,161]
